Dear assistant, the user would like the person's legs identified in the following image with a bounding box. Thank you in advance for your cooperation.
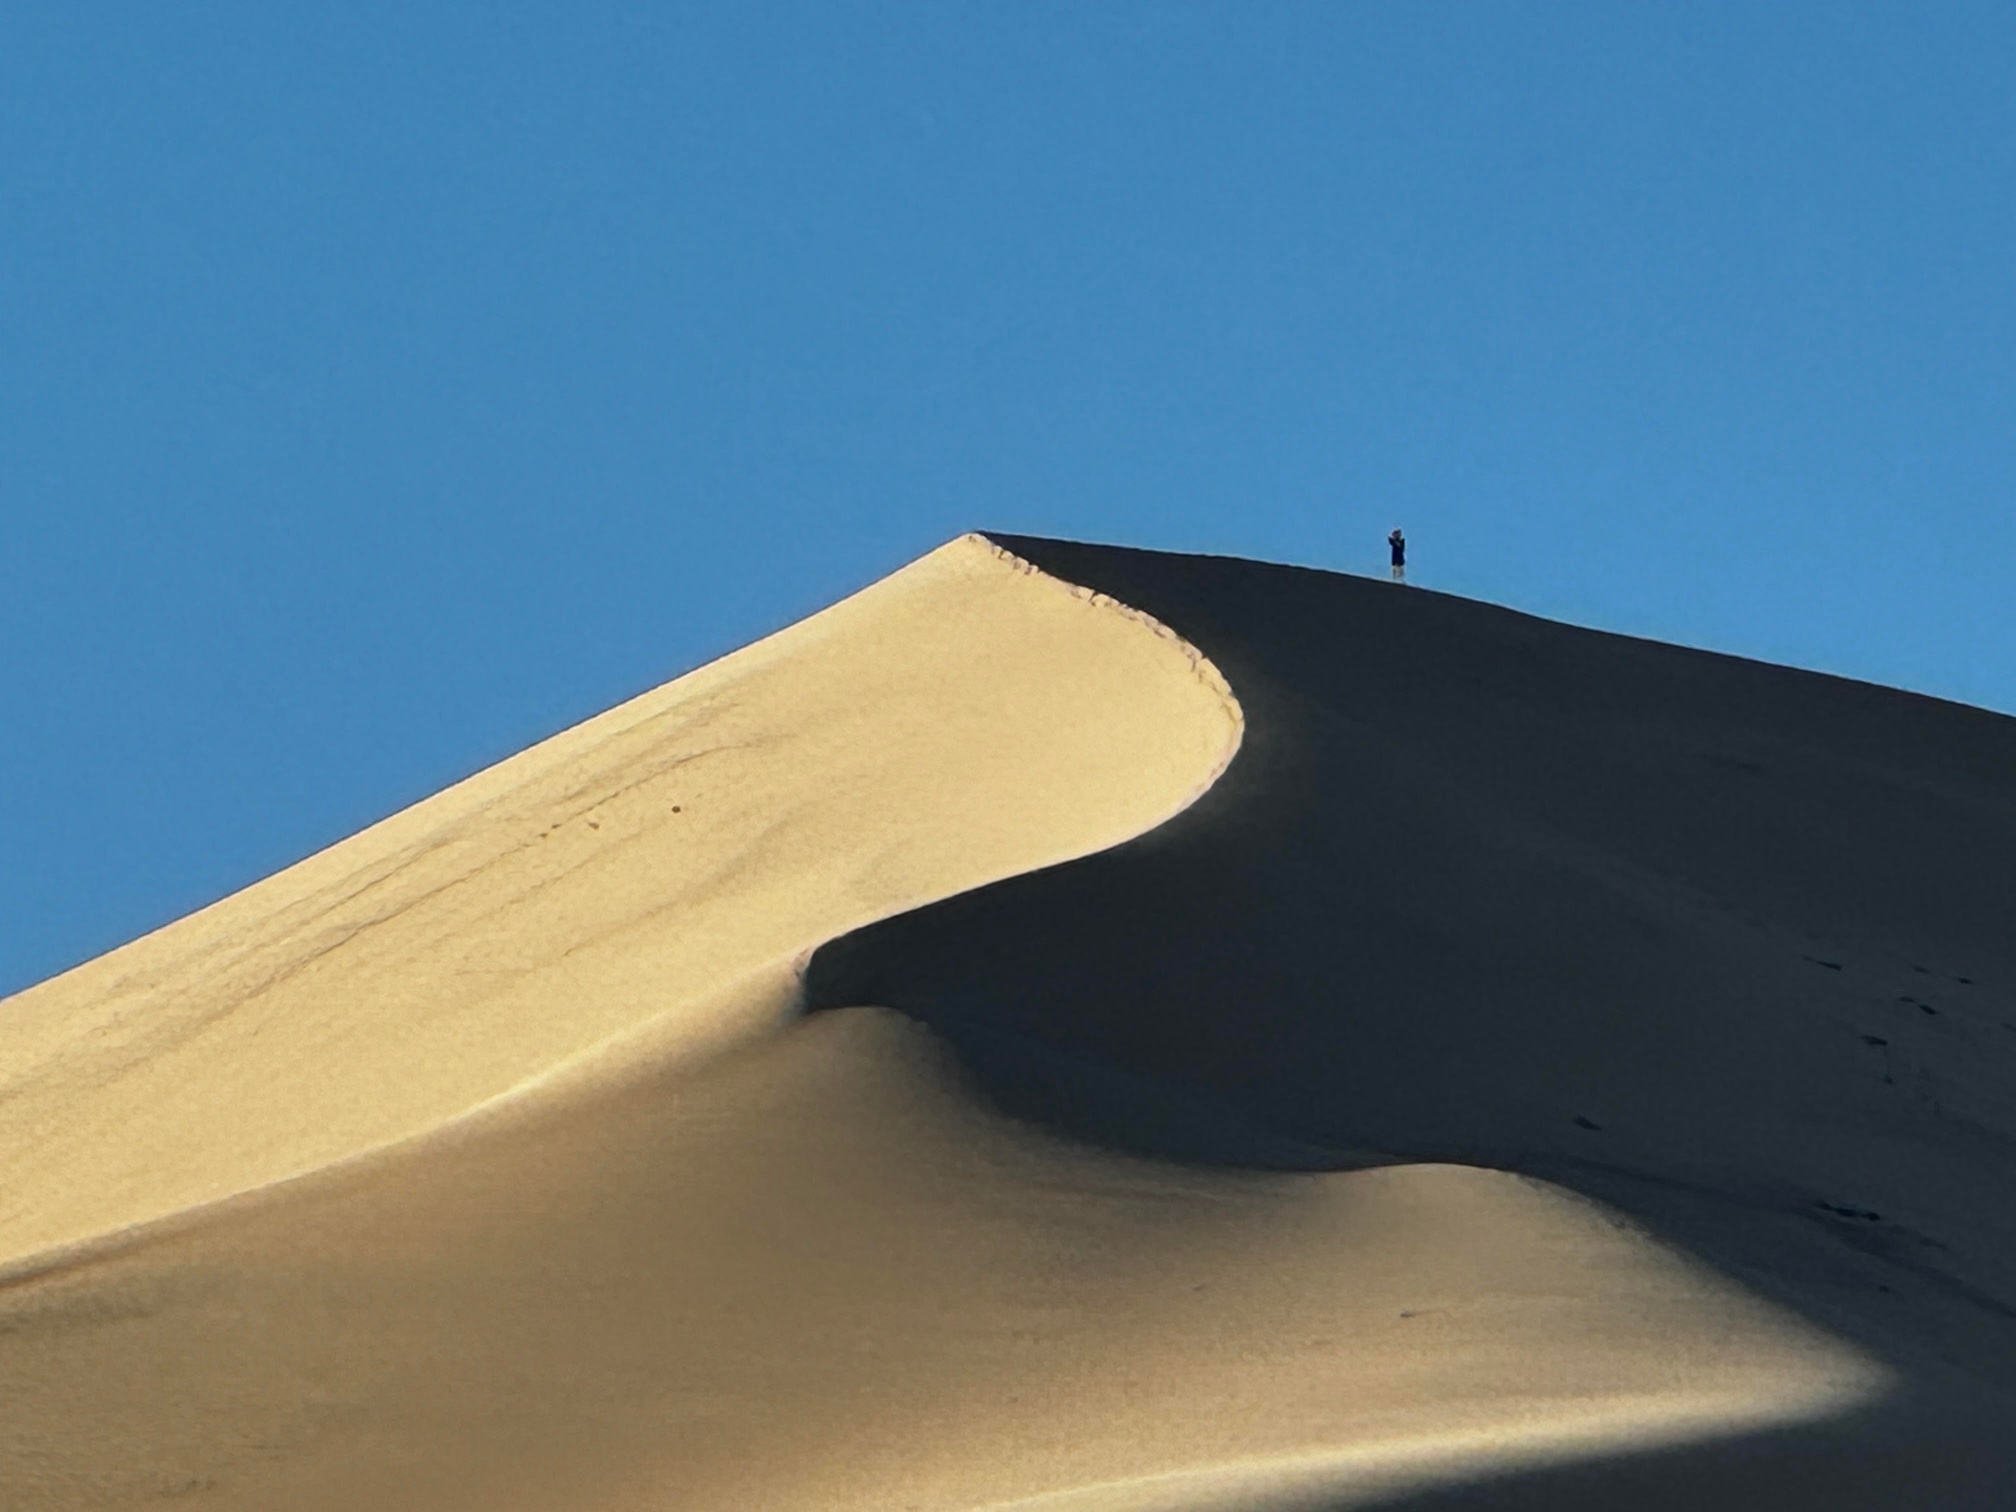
[1391,564,1405,583]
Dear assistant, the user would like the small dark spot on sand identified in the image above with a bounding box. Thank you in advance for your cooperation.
[672,805,683,813]
[1860,1035,1888,1047]
[1817,1202,1882,1222]
[1803,956,1843,971]
[587,820,600,830]
[1573,1115,1602,1131]
[1399,1309,1421,1319]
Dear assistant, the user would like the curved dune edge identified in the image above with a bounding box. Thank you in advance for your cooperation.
[1,1007,1883,1511]
[0,533,1242,1268]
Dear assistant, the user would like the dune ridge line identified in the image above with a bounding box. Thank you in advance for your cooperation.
[0,534,1245,1273]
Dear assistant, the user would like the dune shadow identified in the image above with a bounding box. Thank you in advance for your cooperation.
[805,535,2016,1483]
[1325,1396,2013,1512]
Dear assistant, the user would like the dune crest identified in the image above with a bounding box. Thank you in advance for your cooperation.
[0,534,1240,1266]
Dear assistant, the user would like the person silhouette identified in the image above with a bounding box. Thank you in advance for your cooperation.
[1388,528,1406,584]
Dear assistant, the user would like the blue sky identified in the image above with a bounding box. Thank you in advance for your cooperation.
[4,3,2012,995]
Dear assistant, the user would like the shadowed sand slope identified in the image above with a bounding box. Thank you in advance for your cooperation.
[4,535,2011,1508]
[808,537,2016,1490]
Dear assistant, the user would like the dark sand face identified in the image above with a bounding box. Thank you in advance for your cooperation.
[809,538,2016,1448]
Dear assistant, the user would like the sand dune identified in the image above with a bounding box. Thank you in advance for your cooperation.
[5,536,2014,1508]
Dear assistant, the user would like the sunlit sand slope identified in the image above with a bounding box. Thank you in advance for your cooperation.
[0,1009,1876,1512]
[0,534,1239,1264]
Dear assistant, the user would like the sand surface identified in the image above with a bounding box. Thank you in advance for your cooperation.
[0,534,1235,1265]
[5,535,2014,1508]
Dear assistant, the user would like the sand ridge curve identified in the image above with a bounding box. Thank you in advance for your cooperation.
[0,533,1240,1271]
[808,534,2016,1503]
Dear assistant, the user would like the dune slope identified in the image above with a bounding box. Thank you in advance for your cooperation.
[0,533,1236,1267]
[0,1005,1886,1512]
[5,534,2010,1509]
[808,535,2016,1499]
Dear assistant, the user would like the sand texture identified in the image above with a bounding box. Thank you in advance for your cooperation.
[5,535,2015,1508]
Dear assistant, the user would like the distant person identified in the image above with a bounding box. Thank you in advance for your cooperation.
[1388,528,1406,584]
